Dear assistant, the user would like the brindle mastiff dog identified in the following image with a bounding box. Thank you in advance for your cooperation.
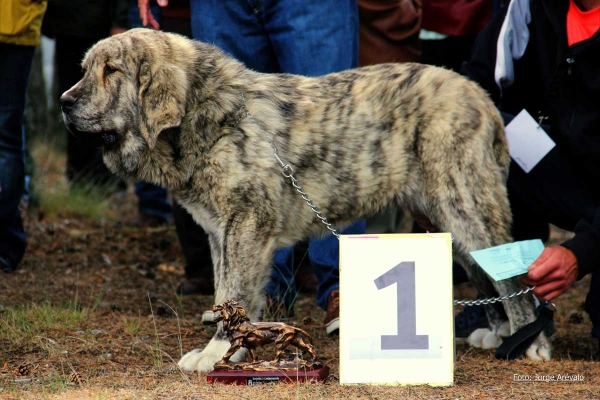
[61,29,551,371]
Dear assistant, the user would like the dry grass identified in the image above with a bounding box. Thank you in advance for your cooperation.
[1,141,599,399]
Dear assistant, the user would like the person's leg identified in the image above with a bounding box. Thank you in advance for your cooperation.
[587,272,600,343]
[310,220,366,335]
[264,0,359,76]
[265,245,297,317]
[55,36,119,188]
[133,182,172,225]
[189,0,278,73]
[310,220,366,308]
[0,43,35,272]
[172,201,214,294]
[264,0,365,322]
[263,0,364,330]
[189,0,291,315]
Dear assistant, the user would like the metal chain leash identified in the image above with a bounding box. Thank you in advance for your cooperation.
[238,94,340,238]
[453,286,536,306]
[238,94,535,306]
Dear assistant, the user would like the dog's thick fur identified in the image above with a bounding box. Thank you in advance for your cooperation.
[212,300,316,365]
[61,29,551,371]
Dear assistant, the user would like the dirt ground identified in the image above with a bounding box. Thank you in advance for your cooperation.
[1,144,599,399]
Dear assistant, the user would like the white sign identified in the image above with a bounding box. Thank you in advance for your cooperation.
[339,233,454,386]
[505,109,555,173]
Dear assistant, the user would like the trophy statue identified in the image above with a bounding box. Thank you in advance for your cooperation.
[206,300,329,385]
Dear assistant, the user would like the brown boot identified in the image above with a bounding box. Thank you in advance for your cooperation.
[324,290,340,335]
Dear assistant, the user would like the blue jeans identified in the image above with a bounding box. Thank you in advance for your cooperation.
[128,1,171,222]
[268,221,367,310]
[189,0,363,310]
[134,182,172,222]
[0,43,35,271]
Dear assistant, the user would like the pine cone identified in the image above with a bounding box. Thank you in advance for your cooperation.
[12,364,31,377]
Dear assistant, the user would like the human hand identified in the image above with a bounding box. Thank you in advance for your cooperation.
[519,246,578,301]
[138,0,169,30]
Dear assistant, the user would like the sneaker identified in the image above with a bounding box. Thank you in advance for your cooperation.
[201,310,216,325]
[324,290,340,335]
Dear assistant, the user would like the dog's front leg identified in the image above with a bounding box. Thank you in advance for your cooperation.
[178,214,277,372]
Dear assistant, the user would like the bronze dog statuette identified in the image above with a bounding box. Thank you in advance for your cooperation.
[211,300,320,372]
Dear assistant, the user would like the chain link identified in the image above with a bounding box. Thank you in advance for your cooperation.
[238,94,535,304]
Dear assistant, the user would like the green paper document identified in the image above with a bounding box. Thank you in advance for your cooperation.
[469,239,545,281]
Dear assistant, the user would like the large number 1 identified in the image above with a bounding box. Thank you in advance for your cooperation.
[374,262,429,350]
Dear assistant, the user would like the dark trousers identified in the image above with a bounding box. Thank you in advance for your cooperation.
[172,202,213,281]
[0,43,35,271]
[508,145,600,339]
[55,36,119,187]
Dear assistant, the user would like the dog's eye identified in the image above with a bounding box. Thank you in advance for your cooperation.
[104,65,118,77]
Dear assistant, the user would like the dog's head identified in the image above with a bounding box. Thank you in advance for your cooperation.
[60,29,193,179]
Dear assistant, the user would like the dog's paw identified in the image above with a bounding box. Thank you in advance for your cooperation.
[467,328,503,349]
[178,348,203,371]
[177,339,247,372]
[525,334,552,361]
[466,321,509,350]
[496,321,511,338]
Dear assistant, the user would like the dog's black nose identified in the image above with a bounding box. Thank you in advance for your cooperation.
[60,94,78,112]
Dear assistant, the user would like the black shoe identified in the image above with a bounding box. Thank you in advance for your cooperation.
[455,304,489,340]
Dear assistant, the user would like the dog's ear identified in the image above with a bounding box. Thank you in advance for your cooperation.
[138,60,187,149]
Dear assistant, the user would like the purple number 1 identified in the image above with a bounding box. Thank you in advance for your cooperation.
[374,262,429,350]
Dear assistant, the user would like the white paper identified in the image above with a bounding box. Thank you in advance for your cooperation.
[505,109,555,173]
[339,233,454,386]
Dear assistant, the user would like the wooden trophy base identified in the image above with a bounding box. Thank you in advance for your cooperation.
[207,362,329,385]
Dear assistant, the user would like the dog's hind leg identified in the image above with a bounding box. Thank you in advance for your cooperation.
[178,212,278,372]
[446,215,550,360]
[427,162,551,360]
